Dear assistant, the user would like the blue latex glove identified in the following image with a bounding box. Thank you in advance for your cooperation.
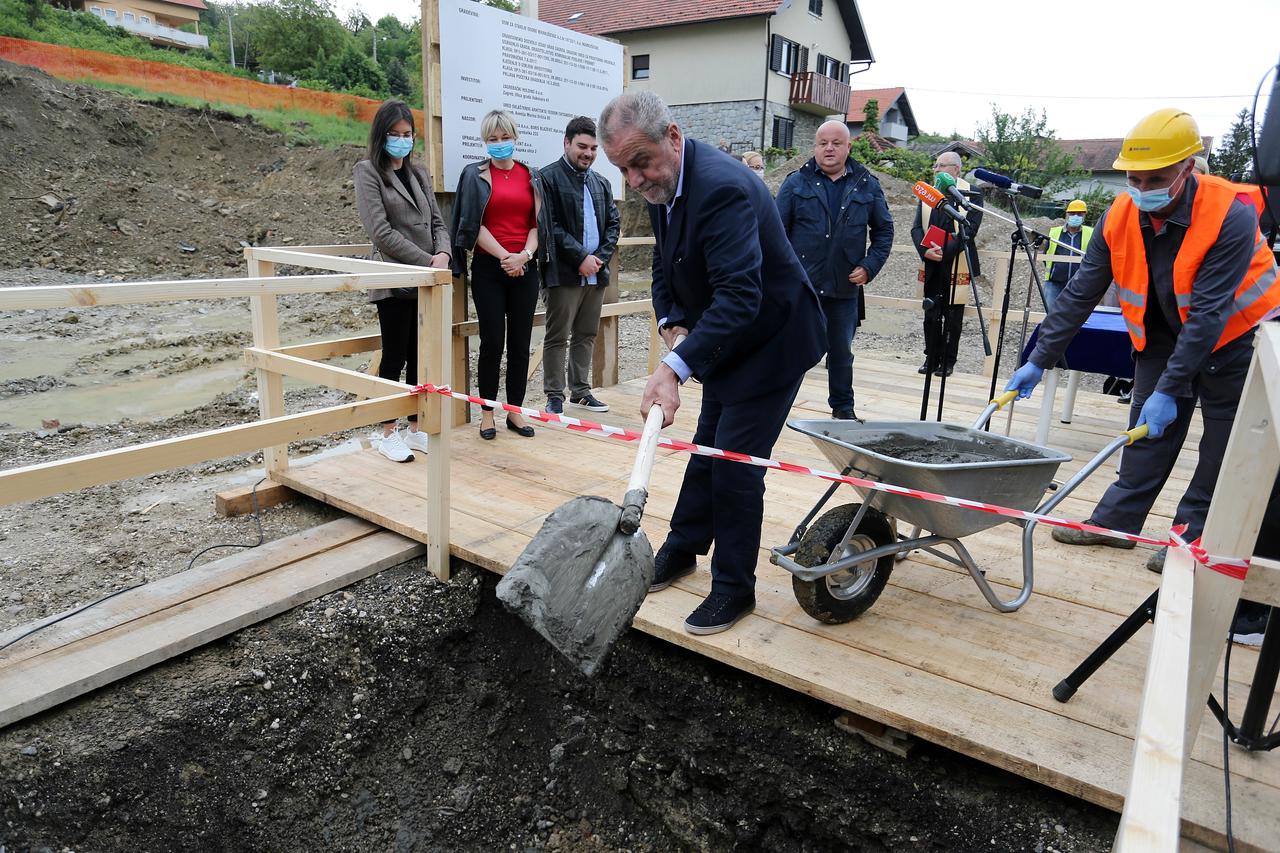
[1005,363,1044,401]
[1136,390,1178,438]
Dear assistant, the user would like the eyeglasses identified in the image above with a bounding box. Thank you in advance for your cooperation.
[749,165,765,173]
[386,130,414,139]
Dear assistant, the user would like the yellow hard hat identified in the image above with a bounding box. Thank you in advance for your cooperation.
[1066,199,1087,213]
[1112,108,1203,171]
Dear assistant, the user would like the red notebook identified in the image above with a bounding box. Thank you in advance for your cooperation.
[921,225,950,250]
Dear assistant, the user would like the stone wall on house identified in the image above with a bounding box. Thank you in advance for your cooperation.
[668,100,765,151]
[666,100,835,153]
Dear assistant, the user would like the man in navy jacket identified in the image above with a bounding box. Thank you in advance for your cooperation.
[599,91,826,635]
[777,120,893,420]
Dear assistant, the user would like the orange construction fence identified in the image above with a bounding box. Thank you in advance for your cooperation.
[0,37,424,126]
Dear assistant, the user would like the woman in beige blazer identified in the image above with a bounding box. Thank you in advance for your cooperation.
[354,100,452,463]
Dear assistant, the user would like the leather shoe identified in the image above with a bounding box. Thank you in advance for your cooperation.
[1051,523,1136,550]
[832,408,864,423]
[684,591,755,635]
[1146,546,1167,574]
[506,417,535,438]
[649,546,696,592]
[479,424,496,440]
[933,363,955,377]
[917,361,930,375]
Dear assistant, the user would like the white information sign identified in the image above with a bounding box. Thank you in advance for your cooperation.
[438,2,624,195]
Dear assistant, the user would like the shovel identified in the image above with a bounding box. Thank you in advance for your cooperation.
[496,402,668,676]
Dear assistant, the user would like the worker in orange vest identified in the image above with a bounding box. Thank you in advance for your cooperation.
[1005,109,1279,639]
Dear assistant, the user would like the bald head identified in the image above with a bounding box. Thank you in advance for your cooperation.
[933,151,962,178]
[814,120,852,178]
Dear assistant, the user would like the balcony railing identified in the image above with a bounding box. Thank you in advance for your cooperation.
[788,71,851,117]
[89,10,209,49]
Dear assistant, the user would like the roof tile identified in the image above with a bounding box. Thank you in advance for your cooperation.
[538,0,780,36]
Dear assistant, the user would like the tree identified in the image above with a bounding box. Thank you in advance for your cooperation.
[861,98,879,135]
[320,43,387,95]
[483,0,518,11]
[974,105,1085,194]
[1209,108,1253,178]
[23,0,44,25]
[385,58,411,98]
[250,0,350,77]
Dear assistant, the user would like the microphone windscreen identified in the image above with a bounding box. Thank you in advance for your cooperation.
[974,168,1013,189]
[912,180,945,207]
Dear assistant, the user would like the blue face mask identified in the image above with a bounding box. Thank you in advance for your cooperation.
[383,136,414,159]
[1066,214,1084,228]
[1124,172,1186,213]
[486,140,516,160]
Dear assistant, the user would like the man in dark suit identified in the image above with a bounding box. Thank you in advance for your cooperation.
[598,91,827,635]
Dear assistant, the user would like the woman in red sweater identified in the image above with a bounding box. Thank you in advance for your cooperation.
[450,110,552,440]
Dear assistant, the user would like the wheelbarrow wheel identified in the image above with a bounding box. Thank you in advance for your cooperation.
[792,503,896,624]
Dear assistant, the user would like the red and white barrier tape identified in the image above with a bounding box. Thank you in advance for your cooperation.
[412,384,1250,579]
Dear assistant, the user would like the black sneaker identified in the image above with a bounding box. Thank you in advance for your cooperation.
[546,397,563,415]
[570,394,609,413]
[1231,602,1271,647]
[648,546,696,592]
[684,591,755,635]
[832,408,864,423]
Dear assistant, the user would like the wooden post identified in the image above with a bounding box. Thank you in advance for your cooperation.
[592,255,621,388]
[420,275,453,580]
[1114,325,1280,851]
[247,254,288,475]
[451,275,470,426]
[983,254,1009,379]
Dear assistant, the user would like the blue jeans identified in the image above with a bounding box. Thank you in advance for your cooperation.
[820,294,859,411]
[1043,279,1066,313]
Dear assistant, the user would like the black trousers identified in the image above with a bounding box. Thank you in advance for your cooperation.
[375,297,417,423]
[1091,337,1254,539]
[922,266,963,367]
[470,253,539,411]
[664,374,804,597]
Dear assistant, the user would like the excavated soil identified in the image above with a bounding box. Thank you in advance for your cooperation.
[0,61,1119,850]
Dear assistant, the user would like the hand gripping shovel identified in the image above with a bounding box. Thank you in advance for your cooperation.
[496,403,667,677]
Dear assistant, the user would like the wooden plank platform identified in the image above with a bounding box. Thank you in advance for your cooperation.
[272,358,1280,851]
[0,517,424,728]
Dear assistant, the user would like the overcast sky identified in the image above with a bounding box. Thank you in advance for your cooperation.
[333,0,1276,147]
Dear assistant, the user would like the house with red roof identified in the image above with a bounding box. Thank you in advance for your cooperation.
[846,86,918,145]
[73,0,208,49]
[539,0,874,153]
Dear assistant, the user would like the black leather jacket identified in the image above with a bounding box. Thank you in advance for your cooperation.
[449,158,555,282]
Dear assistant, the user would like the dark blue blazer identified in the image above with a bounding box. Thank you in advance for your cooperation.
[650,139,826,404]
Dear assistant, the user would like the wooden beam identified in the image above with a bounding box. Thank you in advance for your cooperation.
[274,334,382,361]
[422,281,452,579]
[451,274,471,426]
[1244,555,1280,608]
[243,347,409,398]
[249,258,288,475]
[244,248,420,274]
[0,521,424,729]
[252,243,374,257]
[0,395,417,508]
[0,271,446,310]
[214,479,298,517]
[453,299,652,337]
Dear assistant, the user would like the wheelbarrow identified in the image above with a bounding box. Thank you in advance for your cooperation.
[770,391,1146,622]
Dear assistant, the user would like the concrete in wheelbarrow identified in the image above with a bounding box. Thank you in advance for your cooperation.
[272,358,1280,851]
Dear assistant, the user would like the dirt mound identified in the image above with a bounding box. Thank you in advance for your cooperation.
[0,60,367,278]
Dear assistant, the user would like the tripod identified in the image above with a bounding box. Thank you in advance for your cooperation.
[1055,589,1280,751]
[919,210,991,421]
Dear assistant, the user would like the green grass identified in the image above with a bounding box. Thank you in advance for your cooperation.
[81,81,369,148]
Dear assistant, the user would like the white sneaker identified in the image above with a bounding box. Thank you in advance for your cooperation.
[377,430,414,463]
[401,428,429,453]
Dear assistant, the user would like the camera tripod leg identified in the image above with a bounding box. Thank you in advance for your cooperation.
[1053,589,1159,702]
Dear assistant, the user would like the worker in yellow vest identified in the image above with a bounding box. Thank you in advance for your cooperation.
[1005,108,1280,597]
[1042,199,1092,312]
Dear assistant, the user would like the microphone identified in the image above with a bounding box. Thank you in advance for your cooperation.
[973,168,1044,199]
[912,180,968,225]
[945,184,975,210]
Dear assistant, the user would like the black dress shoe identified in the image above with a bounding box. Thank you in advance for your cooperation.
[649,546,696,592]
[506,417,535,437]
[832,408,864,423]
[479,423,497,440]
[684,591,755,635]
[917,361,930,375]
[933,363,955,377]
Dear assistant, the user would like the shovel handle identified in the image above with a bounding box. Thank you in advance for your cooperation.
[619,404,665,535]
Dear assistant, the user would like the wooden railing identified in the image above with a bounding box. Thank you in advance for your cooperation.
[788,70,852,116]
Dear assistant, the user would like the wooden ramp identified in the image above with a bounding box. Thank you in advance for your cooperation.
[273,358,1280,851]
[0,517,424,729]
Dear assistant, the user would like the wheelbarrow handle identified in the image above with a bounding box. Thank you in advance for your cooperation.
[972,390,1020,430]
[1125,424,1148,445]
[619,403,666,535]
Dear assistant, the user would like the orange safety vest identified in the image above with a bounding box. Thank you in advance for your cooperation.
[1104,174,1279,352]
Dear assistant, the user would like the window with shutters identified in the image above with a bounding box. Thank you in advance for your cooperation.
[769,35,806,77]
[816,54,842,79]
[808,0,822,16]
[632,54,650,80]
[772,116,795,150]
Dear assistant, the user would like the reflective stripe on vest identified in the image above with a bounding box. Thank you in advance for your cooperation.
[1102,174,1280,352]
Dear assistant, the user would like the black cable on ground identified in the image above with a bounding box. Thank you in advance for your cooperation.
[0,478,268,654]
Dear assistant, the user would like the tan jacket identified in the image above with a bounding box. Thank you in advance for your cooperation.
[353,158,451,302]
